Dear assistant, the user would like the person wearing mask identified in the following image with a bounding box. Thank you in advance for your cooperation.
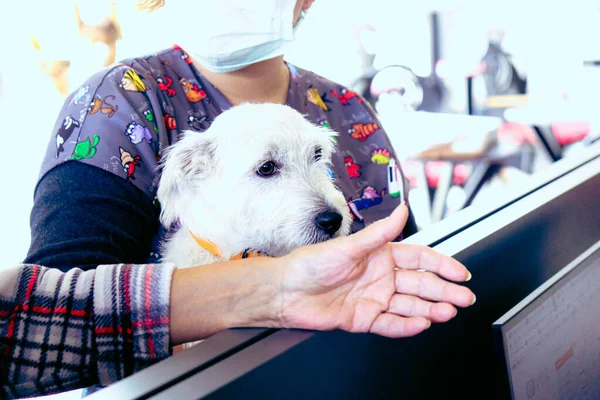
[0,1,476,398]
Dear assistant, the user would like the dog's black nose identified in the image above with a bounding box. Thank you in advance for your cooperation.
[315,211,343,236]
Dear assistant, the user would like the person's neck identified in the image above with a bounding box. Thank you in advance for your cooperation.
[193,56,290,106]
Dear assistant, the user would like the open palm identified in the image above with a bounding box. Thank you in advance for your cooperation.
[279,205,475,338]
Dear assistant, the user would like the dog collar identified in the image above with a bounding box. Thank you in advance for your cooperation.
[189,231,263,260]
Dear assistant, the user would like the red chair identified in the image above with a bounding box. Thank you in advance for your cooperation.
[551,122,590,146]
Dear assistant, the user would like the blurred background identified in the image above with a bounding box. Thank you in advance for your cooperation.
[2,0,600,281]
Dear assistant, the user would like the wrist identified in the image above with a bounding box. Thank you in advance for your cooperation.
[222,256,286,330]
[169,256,286,345]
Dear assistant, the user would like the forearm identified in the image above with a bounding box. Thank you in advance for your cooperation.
[0,263,174,399]
[170,257,283,345]
[1,256,285,397]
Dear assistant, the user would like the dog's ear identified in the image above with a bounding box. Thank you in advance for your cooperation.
[157,131,217,227]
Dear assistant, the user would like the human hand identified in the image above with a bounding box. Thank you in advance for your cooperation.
[278,204,475,338]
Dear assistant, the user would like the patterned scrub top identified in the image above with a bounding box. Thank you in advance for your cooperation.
[38,45,413,262]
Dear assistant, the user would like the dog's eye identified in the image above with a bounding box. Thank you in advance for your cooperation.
[315,148,322,162]
[257,161,277,177]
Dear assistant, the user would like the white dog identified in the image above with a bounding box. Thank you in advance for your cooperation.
[157,103,352,269]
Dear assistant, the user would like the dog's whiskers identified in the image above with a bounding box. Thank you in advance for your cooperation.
[157,103,351,269]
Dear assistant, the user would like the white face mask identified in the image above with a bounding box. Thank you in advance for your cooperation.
[173,0,300,73]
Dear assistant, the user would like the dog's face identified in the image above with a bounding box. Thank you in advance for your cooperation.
[157,103,351,258]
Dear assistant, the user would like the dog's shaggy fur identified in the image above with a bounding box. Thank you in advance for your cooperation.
[157,103,351,268]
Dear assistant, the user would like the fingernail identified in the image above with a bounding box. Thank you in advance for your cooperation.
[452,308,458,318]
[471,294,477,306]
[425,320,432,329]
[465,271,472,282]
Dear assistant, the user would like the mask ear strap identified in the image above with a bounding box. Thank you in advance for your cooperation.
[299,9,310,22]
[294,10,308,31]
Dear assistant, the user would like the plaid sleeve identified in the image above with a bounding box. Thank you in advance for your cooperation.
[0,262,175,399]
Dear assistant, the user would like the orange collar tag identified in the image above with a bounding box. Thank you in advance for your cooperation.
[190,231,222,258]
[189,231,263,260]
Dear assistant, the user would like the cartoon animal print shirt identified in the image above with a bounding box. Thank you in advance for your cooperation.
[38,45,415,263]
